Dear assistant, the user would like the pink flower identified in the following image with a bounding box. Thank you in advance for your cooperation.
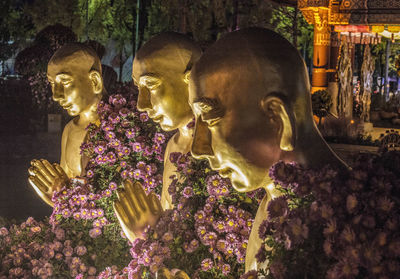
[89,228,102,238]
[0,227,9,236]
[30,226,41,233]
[75,246,87,256]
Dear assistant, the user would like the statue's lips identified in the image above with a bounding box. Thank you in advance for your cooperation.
[61,104,72,110]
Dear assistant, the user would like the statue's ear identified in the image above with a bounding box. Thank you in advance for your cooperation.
[89,70,103,94]
[183,71,191,84]
[260,95,294,151]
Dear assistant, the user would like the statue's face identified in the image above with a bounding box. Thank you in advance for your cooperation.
[189,70,279,192]
[132,51,193,131]
[47,56,99,117]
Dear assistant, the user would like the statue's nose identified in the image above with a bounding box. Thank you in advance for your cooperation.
[191,119,214,159]
[52,84,64,102]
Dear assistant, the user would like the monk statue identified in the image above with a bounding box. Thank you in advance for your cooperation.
[28,43,105,207]
[188,28,346,272]
[113,32,202,241]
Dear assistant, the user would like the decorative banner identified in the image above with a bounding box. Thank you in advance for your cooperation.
[388,25,400,33]
[371,25,385,33]
[334,25,369,32]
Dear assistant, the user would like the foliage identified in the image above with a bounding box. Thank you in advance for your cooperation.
[270,4,313,59]
[245,151,400,278]
[312,90,332,125]
[14,24,77,112]
[0,0,34,64]
[25,0,83,38]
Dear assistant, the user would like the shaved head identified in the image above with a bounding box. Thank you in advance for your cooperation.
[191,28,312,126]
[49,42,102,74]
[134,32,202,75]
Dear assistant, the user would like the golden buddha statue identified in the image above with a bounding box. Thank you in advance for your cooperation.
[188,28,346,272]
[28,43,105,207]
[113,32,202,241]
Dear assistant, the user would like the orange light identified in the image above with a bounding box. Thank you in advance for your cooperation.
[350,120,355,124]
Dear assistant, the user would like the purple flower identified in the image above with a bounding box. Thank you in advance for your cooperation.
[110,139,121,148]
[169,152,181,163]
[125,129,136,139]
[194,210,206,223]
[95,155,106,165]
[240,270,258,279]
[285,218,309,247]
[153,132,166,144]
[102,189,112,197]
[132,169,143,180]
[121,169,129,178]
[201,258,213,271]
[109,182,117,191]
[54,228,65,240]
[105,131,116,140]
[86,169,94,178]
[221,263,231,275]
[94,145,106,155]
[108,112,120,124]
[109,94,127,108]
[267,196,288,219]
[203,232,217,245]
[120,161,128,168]
[269,161,299,188]
[106,152,117,164]
[269,260,287,279]
[139,112,149,122]
[145,164,157,175]
[63,246,73,257]
[182,187,193,198]
[42,247,55,259]
[131,142,143,153]
[62,209,71,218]
[119,107,130,117]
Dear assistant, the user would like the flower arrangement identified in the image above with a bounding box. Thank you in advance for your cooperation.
[244,151,400,279]
[119,152,263,279]
[0,215,130,279]
[0,83,170,278]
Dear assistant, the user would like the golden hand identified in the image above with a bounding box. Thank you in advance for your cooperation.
[28,159,69,207]
[156,268,190,279]
[113,180,162,243]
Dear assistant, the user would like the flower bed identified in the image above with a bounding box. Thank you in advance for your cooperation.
[242,151,400,279]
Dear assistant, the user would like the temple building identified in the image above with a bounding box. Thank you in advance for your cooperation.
[295,0,400,92]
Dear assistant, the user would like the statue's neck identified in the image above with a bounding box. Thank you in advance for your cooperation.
[173,122,194,154]
[76,97,101,128]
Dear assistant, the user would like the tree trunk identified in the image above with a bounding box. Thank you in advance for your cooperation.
[384,40,391,101]
[292,5,298,48]
[119,51,123,82]
[232,0,239,31]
